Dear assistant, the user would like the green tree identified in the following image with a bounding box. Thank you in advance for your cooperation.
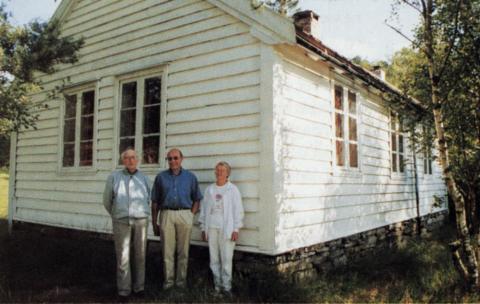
[391,0,480,289]
[0,4,83,135]
[264,0,300,16]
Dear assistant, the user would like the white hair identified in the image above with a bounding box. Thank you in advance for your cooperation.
[121,148,138,160]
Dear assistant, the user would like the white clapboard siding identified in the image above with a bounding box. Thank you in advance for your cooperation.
[274,52,446,252]
[14,0,263,252]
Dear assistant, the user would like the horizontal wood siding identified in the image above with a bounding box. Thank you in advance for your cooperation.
[275,57,447,253]
[14,0,261,250]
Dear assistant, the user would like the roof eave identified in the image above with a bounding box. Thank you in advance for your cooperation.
[296,30,426,113]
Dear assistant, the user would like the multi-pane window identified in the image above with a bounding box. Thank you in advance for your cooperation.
[390,113,405,173]
[119,75,162,165]
[334,85,358,168]
[62,89,95,167]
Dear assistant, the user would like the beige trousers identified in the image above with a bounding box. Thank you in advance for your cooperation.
[112,218,148,296]
[160,209,194,288]
[208,228,236,291]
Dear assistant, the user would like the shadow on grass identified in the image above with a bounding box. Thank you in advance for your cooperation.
[0,222,475,303]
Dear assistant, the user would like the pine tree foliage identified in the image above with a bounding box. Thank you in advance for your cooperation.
[0,4,83,135]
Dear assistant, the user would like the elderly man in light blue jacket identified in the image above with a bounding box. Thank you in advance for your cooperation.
[103,148,151,299]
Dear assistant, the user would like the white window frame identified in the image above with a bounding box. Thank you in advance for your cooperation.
[114,66,167,172]
[389,112,406,177]
[332,82,361,174]
[57,82,98,175]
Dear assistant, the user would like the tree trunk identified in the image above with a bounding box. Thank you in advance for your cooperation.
[423,0,479,289]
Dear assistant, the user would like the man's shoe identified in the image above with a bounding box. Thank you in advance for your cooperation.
[117,294,130,302]
[162,283,174,291]
[133,290,145,298]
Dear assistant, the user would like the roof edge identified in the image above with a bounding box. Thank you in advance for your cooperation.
[50,0,76,24]
[206,0,297,45]
[296,30,425,112]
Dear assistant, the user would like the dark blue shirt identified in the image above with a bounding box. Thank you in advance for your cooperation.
[151,168,203,209]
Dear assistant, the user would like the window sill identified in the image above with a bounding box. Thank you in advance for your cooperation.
[57,167,98,176]
[115,164,164,175]
[332,167,362,178]
[390,172,407,180]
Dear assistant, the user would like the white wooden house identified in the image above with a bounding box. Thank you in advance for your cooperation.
[8,0,447,259]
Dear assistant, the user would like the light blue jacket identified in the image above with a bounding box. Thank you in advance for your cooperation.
[103,169,151,220]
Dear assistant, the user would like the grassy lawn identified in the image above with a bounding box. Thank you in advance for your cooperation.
[0,169,8,220]
[0,221,476,303]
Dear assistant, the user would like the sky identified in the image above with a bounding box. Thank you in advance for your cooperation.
[4,0,420,62]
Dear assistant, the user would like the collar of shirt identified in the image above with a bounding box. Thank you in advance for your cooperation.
[168,167,183,176]
[123,168,138,176]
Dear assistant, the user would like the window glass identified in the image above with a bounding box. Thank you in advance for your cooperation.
[62,89,95,168]
[119,74,163,165]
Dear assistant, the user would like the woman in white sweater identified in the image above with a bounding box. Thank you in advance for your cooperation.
[199,161,244,295]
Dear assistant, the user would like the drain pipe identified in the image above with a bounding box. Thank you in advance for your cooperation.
[412,136,421,235]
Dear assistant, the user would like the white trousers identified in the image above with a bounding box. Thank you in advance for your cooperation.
[112,218,148,296]
[207,228,235,291]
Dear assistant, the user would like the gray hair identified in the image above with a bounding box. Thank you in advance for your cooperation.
[121,148,138,160]
[215,161,231,177]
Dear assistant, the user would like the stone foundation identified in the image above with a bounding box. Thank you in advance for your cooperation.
[12,211,448,282]
[230,211,448,281]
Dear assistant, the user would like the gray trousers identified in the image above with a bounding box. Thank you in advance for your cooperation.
[112,218,148,296]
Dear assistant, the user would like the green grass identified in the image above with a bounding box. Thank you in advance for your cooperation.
[0,169,8,220]
[0,222,477,303]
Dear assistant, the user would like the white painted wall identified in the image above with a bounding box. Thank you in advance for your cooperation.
[13,0,266,253]
[11,0,447,256]
[272,47,447,254]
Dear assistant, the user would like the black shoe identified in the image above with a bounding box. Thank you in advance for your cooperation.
[133,291,145,298]
[117,294,129,302]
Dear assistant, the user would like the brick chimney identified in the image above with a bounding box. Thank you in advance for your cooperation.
[372,65,386,81]
[293,10,321,39]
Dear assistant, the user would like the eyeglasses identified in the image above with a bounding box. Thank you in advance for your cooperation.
[166,156,180,161]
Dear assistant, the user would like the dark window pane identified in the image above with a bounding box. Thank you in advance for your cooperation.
[334,85,343,110]
[143,105,160,134]
[80,141,93,166]
[349,143,358,168]
[122,82,137,108]
[82,91,95,115]
[348,91,356,114]
[335,113,343,138]
[399,154,405,173]
[119,138,135,165]
[392,152,397,172]
[391,133,397,151]
[424,156,428,174]
[63,119,76,142]
[428,159,432,174]
[65,95,77,118]
[81,116,94,140]
[143,136,159,164]
[399,135,404,153]
[336,140,344,166]
[349,117,357,141]
[63,143,75,167]
[145,77,161,105]
[120,109,136,137]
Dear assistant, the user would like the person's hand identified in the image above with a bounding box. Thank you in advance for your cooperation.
[231,231,239,242]
[153,223,160,236]
[201,231,207,242]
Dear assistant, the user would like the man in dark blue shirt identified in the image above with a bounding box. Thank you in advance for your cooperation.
[151,148,203,290]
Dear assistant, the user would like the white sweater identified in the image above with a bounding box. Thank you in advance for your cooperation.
[199,181,244,240]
